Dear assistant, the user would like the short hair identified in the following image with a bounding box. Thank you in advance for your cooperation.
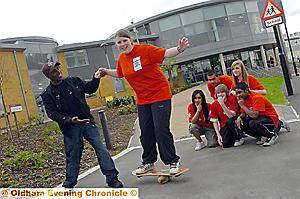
[207,70,218,77]
[215,84,229,95]
[115,29,131,39]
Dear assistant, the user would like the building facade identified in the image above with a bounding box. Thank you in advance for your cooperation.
[1,0,298,127]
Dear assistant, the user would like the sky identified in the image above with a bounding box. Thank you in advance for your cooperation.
[0,0,299,45]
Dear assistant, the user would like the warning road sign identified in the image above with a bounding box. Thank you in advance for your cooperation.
[261,1,284,20]
[258,0,286,28]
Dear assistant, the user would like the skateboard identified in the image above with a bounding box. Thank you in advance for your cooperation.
[132,168,189,184]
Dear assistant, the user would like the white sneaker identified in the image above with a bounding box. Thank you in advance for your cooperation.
[132,163,155,175]
[234,138,245,147]
[195,141,206,151]
[256,136,267,145]
[263,133,278,147]
[169,162,180,174]
[282,120,291,132]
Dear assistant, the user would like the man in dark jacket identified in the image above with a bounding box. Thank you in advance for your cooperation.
[41,62,123,188]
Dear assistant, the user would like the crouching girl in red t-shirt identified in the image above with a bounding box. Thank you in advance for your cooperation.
[187,90,218,151]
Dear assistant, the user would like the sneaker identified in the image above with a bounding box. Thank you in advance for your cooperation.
[195,141,206,151]
[263,133,278,147]
[281,120,291,132]
[256,136,267,145]
[107,177,123,188]
[132,163,155,175]
[169,162,180,174]
[234,138,245,147]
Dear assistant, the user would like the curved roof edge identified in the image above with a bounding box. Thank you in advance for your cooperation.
[0,36,58,45]
[109,0,242,38]
[0,43,26,51]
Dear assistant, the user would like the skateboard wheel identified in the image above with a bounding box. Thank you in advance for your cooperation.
[158,176,169,184]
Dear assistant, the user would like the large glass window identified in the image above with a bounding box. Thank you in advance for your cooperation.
[225,2,246,15]
[194,22,207,34]
[158,15,181,32]
[189,33,210,46]
[206,17,231,42]
[183,26,194,36]
[229,14,251,37]
[180,9,204,25]
[203,5,226,20]
[64,49,89,68]
[248,12,265,34]
[228,14,248,27]
[160,28,184,48]
[113,78,125,93]
[245,1,259,12]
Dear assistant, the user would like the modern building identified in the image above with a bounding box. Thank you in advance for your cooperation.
[284,32,300,61]
[119,0,281,82]
[1,0,296,128]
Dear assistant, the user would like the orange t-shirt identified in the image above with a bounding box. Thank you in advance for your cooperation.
[210,95,238,129]
[116,44,171,105]
[187,103,213,128]
[240,92,279,127]
[231,75,265,91]
[207,75,234,99]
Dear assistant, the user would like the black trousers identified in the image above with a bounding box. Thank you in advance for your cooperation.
[220,117,238,148]
[240,116,275,138]
[137,99,180,165]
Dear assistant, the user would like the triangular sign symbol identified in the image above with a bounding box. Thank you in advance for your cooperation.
[261,0,284,20]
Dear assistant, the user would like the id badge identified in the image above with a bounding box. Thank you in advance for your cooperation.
[133,56,142,71]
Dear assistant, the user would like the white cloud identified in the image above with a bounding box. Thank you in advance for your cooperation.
[0,0,299,45]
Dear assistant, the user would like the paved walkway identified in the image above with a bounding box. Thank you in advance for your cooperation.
[75,76,300,199]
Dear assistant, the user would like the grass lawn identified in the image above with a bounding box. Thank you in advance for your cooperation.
[258,76,288,105]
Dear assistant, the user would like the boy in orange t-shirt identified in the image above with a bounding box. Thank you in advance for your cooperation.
[210,84,241,148]
[97,29,189,175]
[235,82,279,147]
[206,70,234,99]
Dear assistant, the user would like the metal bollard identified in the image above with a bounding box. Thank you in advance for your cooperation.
[131,96,136,106]
[98,110,112,150]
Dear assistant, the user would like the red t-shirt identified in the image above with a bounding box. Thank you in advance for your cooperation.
[240,92,279,127]
[207,75,234,99]
[117,44,171,105]
[210,95,238,129]
[187,103,213,128]
[231,75,265,91]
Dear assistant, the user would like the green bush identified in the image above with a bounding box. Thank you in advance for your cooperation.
[107,96,134,108]
[118,104,137,115]
[4,150,47,170]
[31,115,45,125]
[3,146,17,157]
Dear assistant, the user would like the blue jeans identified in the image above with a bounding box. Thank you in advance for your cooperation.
[62,123,119,187]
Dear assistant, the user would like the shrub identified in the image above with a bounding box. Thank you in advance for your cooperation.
[31,115,45,125]
[4,150,47,170]
[107,96,133,108]
[118,104,137,115]
[3,146,17,157]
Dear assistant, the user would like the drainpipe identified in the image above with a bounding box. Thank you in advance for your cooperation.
[13,50,30,121]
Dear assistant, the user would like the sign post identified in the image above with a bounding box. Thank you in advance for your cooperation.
[258,0,293,96]
[9,104,22,136]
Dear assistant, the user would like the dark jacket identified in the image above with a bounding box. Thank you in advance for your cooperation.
[41,76,100,132]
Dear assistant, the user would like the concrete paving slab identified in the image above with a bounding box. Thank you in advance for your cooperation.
[77,122,300,199]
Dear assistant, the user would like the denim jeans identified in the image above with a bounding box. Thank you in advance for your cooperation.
[62,123,119,187]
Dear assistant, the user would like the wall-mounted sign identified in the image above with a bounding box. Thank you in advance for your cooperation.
[9,104,23,113]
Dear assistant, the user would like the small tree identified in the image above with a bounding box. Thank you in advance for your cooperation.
[0,55,12,138]
[161,58,178,88]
